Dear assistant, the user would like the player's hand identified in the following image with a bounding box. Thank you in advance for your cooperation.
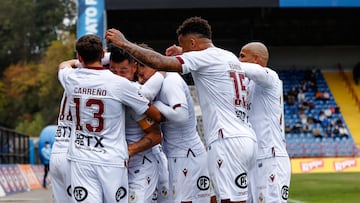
[105,28,128,47]
[165,44,183,56]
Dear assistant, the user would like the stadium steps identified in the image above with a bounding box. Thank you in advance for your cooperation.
[322,71,360,150]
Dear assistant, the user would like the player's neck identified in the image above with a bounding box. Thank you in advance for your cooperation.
[84,62,105,70]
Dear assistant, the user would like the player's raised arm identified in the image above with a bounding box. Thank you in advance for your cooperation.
[58,59,78,70]
[105,28,182,72]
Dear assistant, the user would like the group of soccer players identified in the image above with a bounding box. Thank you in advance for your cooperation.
[50,16,291,203]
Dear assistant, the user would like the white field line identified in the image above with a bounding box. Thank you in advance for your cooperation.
[288,198,308,203]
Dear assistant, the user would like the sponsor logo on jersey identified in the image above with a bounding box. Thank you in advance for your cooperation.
[116,186,127,202]
[197,176,210,190]
[182,168,188,176]
[73,186,88,201]
[217,159,223,168]
[235,173,248,189]
[74,132,107,153]
[235,109,248,122]
[269,174,275,182]
[55,126,72,142]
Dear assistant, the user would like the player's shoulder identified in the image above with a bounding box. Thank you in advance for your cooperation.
[265,67,281,79]
[163,72,185,86]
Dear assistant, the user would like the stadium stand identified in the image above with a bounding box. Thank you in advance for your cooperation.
[279,69,358,157]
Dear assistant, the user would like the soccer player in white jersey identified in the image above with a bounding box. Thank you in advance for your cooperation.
[109,46,164,203]
[239,42,291,203]
[106,17,257,203]
[136,43,214,203]
[58,34,162,203]
[50,54,111,203]
[50,92,72,203]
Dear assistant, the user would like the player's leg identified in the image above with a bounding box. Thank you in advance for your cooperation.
[71,161,102,203]
[208,137,257,203]
[97,164,128,203]
[50,153,72,203]
[169,151,212,203]
[153,145,171,203]
[128,153,159,203]
[269,157,291,203]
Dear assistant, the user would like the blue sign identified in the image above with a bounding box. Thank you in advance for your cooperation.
[77,0,106,41]
[280,0,360,7]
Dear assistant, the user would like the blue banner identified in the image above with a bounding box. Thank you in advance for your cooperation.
[280,0,360,7]
[77,0,106,41]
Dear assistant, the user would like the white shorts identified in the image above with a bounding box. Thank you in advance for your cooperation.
[168,150,213,203]
[70,161,128,203]
[49,152,72,203]
[248,156,291,203]
[128,152,159,203]
[208,136,257,202]
[152,145,171,203]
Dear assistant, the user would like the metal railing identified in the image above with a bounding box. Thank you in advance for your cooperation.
[0,126,29,164]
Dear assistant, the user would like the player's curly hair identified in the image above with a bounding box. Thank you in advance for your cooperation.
[76,34,103,64]
[176,16,212,39]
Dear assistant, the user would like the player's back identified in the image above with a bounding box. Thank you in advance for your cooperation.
[64,68,149,167]
[247,68,288,158]
[157,72,206,157]
[180,47,256,146]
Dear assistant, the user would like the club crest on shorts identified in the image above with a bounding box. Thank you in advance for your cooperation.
[73,186,88,201]
[67,185,72,197]
[258,192,264,203]
[152,188,158,201]
[161,186,169,197]
[281,185,289,200]
[116,186,127,202]
[235,173,247,189]
[197,176,210,190]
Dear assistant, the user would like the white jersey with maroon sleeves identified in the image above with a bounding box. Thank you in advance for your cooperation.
[58,67,150,167]
[179,47,256,146]
[241,63,289,158]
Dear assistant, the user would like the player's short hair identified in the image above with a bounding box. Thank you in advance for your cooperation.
[76,34,103,64]
[109,45,136,63]
[176,16,212,39]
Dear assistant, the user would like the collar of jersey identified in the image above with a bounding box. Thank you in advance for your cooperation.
[85,66,107,70]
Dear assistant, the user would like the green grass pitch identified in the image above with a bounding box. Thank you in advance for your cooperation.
[288,172,360,203]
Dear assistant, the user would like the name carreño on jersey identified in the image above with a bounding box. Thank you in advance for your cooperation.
[74,87,107,96]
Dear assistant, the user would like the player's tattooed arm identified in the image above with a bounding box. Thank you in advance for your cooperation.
[128,125,162,157]
[106,28,182,72]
